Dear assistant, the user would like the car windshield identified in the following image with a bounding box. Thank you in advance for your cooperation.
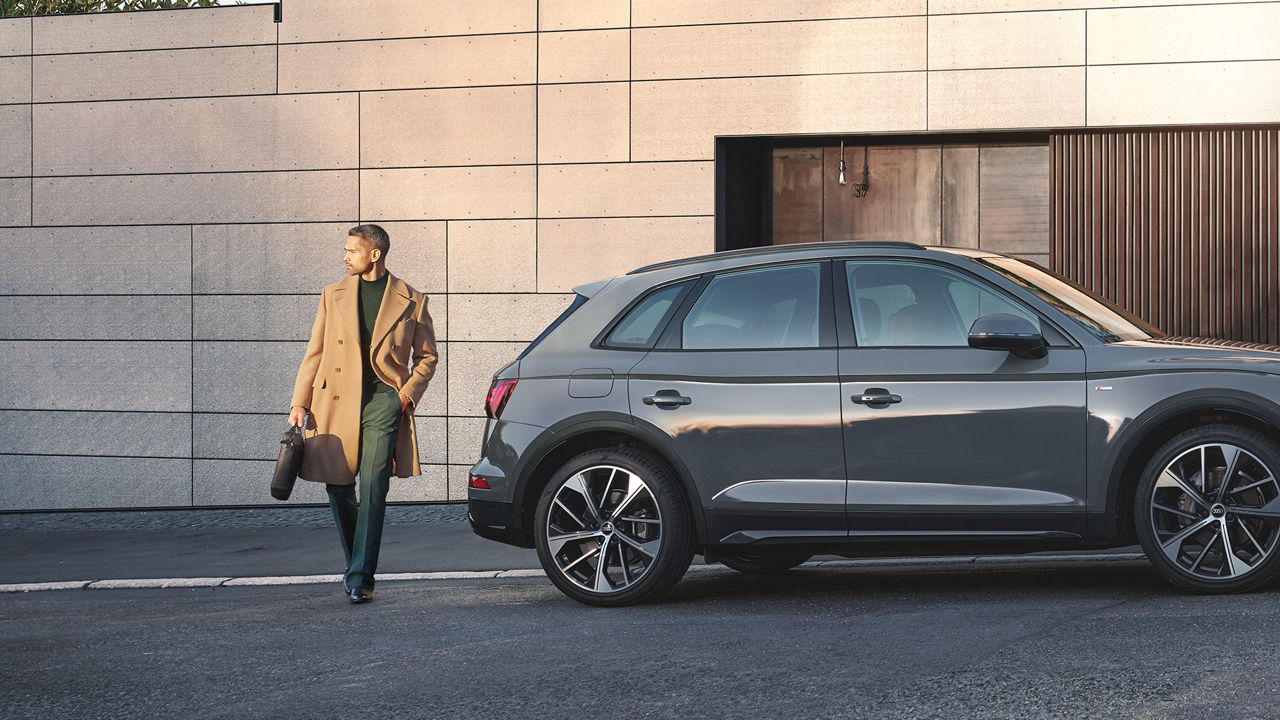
[977,257,1163,343]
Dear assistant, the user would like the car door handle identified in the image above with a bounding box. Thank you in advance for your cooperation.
[853,388,902,406]
[643,390,692,407]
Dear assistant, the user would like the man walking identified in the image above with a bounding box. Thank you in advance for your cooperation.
[288,224,438,604]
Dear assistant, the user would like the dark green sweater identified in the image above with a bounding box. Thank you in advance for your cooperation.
[358,274,394,392]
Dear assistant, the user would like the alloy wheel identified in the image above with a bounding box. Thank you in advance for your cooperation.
[544,465,663,595]
[1149,442,1280,582]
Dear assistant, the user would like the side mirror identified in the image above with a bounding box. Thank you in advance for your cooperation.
[968,314,1047,360]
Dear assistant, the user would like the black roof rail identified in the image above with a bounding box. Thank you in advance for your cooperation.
[627,241,927,275]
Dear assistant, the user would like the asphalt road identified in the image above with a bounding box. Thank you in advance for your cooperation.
[5,558,1280,719]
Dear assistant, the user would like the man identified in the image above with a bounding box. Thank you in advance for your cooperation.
[288,224,438,604]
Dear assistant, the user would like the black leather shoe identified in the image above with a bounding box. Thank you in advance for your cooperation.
[349,587,373,604]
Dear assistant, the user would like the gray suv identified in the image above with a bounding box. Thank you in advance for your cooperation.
[467,242,1280,606]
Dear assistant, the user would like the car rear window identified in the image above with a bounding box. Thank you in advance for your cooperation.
[603,282,691,349]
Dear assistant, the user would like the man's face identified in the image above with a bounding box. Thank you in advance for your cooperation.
[344,235,378,276]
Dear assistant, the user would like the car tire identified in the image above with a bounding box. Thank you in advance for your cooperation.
[534,448,694,606]
[1135,424,1280,593]
[719,551,812,575]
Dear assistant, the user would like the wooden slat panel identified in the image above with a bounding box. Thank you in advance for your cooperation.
[1051,127,1280,343]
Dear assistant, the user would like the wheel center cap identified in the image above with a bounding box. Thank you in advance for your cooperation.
[1210,503,1226,518]
[601,522,614,535]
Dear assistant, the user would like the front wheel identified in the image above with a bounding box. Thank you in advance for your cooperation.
[534,448,693,606]
[1135,424,1280,593]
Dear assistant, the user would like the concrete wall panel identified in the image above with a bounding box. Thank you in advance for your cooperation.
[194,223,357,294]
[633,0,924,26]
[0,178,29,226]
[279,34,536,94]
[446,220,536,293]
[0,56,30,104]
[538,161,714,218]
[418,342,447,417]
[931,0,1269,12]
[0,17,30,56]
[194,295,318,342]
[0,296,189,341]
[634,17,925,80]
[367,222,449,295]
[929,11,1084,70]
[1088,61,1280,126]
[0,226,190,294]
[446,341,527,417]
[194,294,446,343]
[0,456,192,510]
[33,5,275,54]
[0,410,189,458]
[361,166,536,221]
[193,459,329,506]
[0,105,29,178]
[537,217,714,292]
[0,340,191,412]
[193,341,304,414]
[448,294,574,342]
[539,29,629,83]
[928,67,1085,130]
[34,46,275,103]
[388,464,449,502]
[448,416,486,466]
[448,464,471,500]
[539,83,629,164]
[35,170,357,225]
[540,0,630,30]
[280,0,535,43]
[361,86,535,168]
[36,94,357,176]
[632,73,926,161]
[1090,4,1280,65]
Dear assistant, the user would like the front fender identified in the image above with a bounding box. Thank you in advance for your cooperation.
[1095,388,1280,537]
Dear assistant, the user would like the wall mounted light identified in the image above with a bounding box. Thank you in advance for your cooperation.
[837,140,847,185]
[852,145,870,199]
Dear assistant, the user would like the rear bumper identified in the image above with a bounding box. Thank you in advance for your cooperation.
[467,497,531,548]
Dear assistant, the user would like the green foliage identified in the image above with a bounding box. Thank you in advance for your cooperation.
[1,0,232,17]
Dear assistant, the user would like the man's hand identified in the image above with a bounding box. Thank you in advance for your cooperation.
[288,405,308,428]
[400,394,413,414]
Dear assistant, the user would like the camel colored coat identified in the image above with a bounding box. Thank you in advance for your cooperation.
[290,273,438,484]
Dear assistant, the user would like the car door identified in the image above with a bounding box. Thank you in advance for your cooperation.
[628,261,847,546]
[838,258,1088,539]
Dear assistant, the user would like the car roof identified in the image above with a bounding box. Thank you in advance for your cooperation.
[627,241,998,277]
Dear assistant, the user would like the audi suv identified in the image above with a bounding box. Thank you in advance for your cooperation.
[467,242,1280,606]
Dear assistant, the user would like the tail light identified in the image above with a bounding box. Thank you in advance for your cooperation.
[485,379,518,419]
[467,475,491,489]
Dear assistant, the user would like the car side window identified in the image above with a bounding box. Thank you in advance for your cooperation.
[604,281,690,349]
[847,261,1039,347]
[682,263,821,350]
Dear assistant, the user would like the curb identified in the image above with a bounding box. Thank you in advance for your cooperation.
[0,553,1149,594]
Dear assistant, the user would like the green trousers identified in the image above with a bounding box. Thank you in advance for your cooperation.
[326,384,402,591]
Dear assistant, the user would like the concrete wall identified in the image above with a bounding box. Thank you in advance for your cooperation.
[1,0,1277,510]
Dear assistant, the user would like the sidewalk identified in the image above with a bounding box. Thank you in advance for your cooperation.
[1,504,1147,591]
[0,503,537,585]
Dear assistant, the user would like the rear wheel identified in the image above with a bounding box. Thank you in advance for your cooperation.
[719,551,811,575]
[534,448,694,606]
[1135,424,1280,593]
